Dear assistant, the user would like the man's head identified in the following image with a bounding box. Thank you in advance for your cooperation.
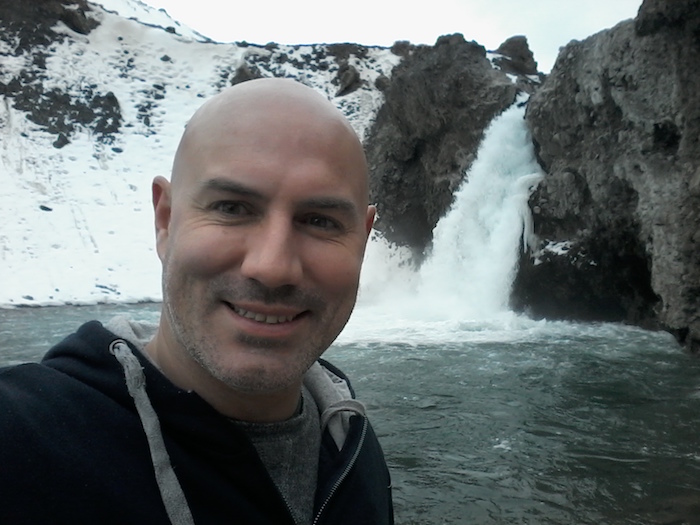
[148,78,374,421]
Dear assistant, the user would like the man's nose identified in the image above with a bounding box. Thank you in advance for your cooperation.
[240,219,303,289]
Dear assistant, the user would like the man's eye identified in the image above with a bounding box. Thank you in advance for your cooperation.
[211,201,250,216]
[304,214,343,232]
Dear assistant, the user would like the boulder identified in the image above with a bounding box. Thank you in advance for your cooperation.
[493,35,539,76]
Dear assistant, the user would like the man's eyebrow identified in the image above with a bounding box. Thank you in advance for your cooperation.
[200,177,360,216]
[199,177,263,199]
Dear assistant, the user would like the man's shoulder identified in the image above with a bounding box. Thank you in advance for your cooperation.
[0,361,89,458]
[0,320,125,415]
[0,321,140,462]
[0,356,94,415]
[0,360,68,395]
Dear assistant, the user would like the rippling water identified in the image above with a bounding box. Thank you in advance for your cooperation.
[2,304,699,524]
[333,318,700,525]
[327,100,700,524]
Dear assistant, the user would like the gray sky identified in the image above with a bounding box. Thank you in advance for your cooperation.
[142,0,642,72]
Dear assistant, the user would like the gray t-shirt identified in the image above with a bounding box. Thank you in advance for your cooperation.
[233,386,321,525]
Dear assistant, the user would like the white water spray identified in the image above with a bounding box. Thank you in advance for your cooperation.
[416,100,543,319]
[342,100,544,343]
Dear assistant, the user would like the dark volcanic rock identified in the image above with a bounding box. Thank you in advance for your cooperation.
[364,33,522,259]
[514,0,700,352]
[335,62,362,96]
[230,63,264,86]
[493,35,539,76]
[9,83,122,143]
[0,0,97,54]
[492,36,545,95]
[0,0,121,143]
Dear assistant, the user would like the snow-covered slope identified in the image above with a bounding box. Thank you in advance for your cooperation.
[90,0,210,41]
[0,0,400,307]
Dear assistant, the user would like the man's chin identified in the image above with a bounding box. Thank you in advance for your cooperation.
[204,354,305,394]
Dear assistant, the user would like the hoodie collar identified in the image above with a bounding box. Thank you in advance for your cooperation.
[105,316,366,450]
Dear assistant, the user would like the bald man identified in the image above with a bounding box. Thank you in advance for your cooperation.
[0,79,394,525]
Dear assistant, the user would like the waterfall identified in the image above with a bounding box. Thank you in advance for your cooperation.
[415,99,543,319]
[352,98,543,336]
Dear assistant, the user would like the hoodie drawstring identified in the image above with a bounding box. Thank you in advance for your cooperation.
[110,340,195,525]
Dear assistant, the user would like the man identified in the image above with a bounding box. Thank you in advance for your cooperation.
[0,78,393,524]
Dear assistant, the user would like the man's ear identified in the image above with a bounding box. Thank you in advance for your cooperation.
[365,205,376,237]
[152,176,172,261]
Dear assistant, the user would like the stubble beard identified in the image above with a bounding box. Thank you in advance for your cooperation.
[162,267,353,395]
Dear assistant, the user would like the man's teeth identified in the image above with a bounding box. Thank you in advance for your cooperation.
[232,305,295,324]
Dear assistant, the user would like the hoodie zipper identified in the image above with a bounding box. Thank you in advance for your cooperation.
[311,416,368,525]
[277,488,298,525]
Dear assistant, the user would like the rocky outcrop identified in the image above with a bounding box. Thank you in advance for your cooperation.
[0,0,97,52]
[0,0,121,147]
[364,34,539,258]
[513,0,700,352]
[493,36,539,76]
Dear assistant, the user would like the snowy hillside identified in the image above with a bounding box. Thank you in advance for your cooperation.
[0,0,401,307]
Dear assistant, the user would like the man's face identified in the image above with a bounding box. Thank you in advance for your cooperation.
[153,91,374,401]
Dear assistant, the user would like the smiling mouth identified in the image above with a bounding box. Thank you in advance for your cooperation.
[229,304,300,324]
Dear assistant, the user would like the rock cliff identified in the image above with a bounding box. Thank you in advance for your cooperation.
[513,0,700,352]
[364,34,540,259]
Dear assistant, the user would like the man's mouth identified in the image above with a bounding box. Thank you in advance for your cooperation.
[230,304,299,324]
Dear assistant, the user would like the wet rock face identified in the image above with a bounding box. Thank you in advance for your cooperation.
[364,34,523,260]
[513,0,700,351]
